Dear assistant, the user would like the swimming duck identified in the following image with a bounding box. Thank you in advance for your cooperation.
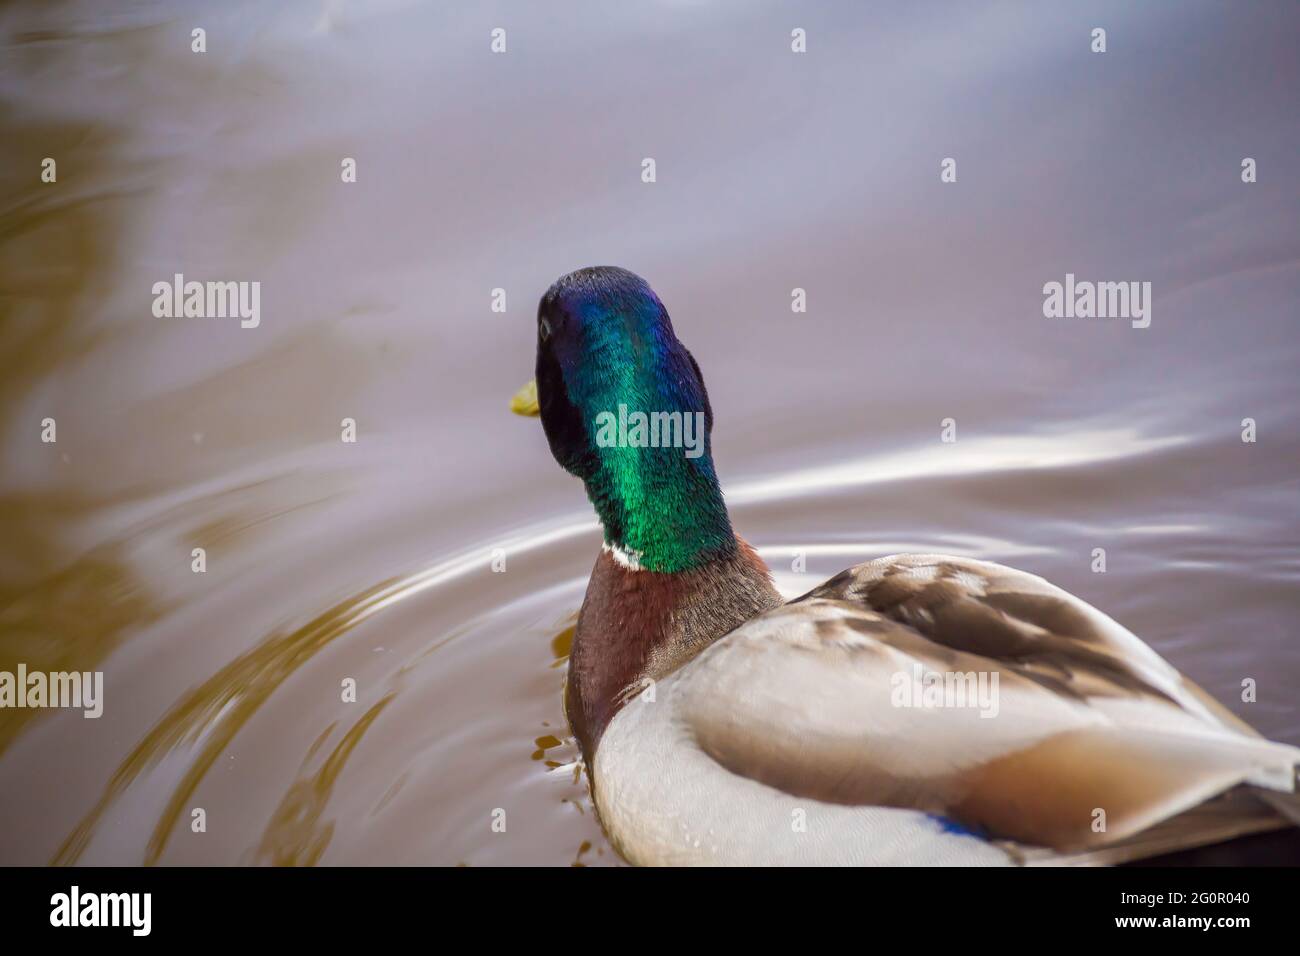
[513,265,1300,865]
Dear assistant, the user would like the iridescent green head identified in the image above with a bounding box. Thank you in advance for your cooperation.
[532,266,735,572]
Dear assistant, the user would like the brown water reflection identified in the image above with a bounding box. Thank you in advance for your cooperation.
[1,2,1297,867]
[252,693,395,867]
[0,537,156,757]
[52,575,404,865]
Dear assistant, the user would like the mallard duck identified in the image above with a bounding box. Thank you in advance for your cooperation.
[512,265,1300,865]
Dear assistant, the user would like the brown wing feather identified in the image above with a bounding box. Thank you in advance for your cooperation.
[805,554,1239,724]
[678,554,1298,853]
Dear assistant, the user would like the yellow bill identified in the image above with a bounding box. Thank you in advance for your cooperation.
[510,379,540,417]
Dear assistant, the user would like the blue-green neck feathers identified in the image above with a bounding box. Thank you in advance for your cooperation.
[535,267,735,573]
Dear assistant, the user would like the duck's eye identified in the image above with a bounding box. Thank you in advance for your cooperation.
[539,317,552,341]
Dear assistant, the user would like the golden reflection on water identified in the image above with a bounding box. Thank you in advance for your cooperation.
[0,97,147,756]
[542,622,587,780]
[34,565,610,866]
[51,575,404,866]
[0,537,156,756]
[251,693,395,866]
[549,623,574,667]
[530,734,563,763]
[542,619,613,864]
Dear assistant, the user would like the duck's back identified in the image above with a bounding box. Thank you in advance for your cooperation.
[593,554,1300,865]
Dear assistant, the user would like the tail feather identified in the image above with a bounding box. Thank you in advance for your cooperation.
[1258,786,1300,826]
[1020,787,1298,866]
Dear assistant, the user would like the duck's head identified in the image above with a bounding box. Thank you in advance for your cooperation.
[512,266,736,572]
